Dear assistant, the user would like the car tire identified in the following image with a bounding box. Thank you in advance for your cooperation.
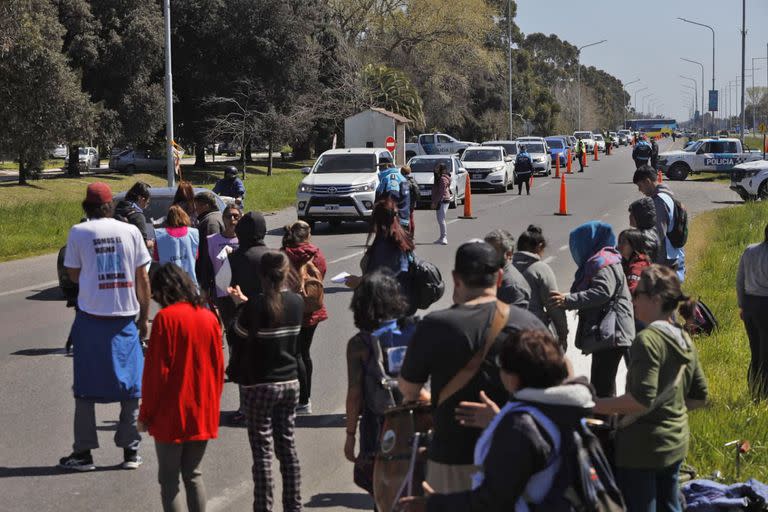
[667,162,689,181]
[125,164,136,175]
[759,181,768,201]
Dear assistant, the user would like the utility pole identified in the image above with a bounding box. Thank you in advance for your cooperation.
[739,0,746,141]
[507,0,513,140]
[163,0,175,188]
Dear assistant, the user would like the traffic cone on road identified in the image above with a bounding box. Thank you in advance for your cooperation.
[554,154,561,178]
[566,149,572,173]
[582,152,588,168]
[459,176,476,219]
[554,171,569,216]
[657,169,663,184]
[593,144,599,161]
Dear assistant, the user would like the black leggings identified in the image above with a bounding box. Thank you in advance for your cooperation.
[743,295,768,398]
[517,177,531,195]
[297,324,318,405]
[591,348,628,398]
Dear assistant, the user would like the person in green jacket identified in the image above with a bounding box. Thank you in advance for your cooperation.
[594,264,708,512]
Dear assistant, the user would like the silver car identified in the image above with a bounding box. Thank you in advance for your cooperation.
[110,149,167,174]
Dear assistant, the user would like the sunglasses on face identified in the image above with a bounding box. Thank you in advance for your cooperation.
[224,213,241,220]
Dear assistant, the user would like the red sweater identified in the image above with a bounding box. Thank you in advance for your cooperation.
[139,302,224,443]
[623,252,652,294]
[283,242,329,326]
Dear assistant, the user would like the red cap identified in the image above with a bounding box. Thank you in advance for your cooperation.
[85,182,113,205]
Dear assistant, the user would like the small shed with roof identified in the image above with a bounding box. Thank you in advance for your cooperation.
[344,107,412,165]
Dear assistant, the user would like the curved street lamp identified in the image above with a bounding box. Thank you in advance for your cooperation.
[577,39,607,129]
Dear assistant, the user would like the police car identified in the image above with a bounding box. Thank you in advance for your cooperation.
[730,160,768,201]
[657,138,763,181]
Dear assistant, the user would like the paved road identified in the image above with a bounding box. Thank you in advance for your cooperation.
[0,140,739,511]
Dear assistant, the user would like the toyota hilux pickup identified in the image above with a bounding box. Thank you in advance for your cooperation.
[405,133,476,160]
[658,137,763,181]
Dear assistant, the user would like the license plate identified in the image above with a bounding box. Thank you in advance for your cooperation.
[324,204,340,211]
[471,173,482,179]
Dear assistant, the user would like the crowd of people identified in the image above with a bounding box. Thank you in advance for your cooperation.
[55,143,768,512]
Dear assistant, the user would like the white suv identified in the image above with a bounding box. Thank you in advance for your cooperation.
[296,148,393,228]
[460,146,514,192]
[730,160,768,201]
[573,131,596,152]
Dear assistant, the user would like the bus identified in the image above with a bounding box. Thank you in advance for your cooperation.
[624,119,677,138]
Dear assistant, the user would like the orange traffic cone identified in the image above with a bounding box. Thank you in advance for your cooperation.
[593,144,599,161]
[554,171,569,216]
[554,154,561,178]
[566,149,572,174]
[657,169,663,184]
[582,152,588,168]
[459,176,476,219]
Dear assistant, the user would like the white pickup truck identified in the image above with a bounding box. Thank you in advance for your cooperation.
[658,138,764,181]
[405,133,476,160]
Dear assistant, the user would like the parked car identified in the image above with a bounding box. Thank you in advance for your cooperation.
[658,137,763,181]
[109,149,166,174]
[460,145,514,192]
[730,160,768,201]
[573,131,596,152]
[405,133,476,160]
[544,136,569,167]
[481,140,519,159]
[516,141,551,176]
[592,134,607,152]
[49,145,68,159]
[64,147,99,169]
[407,155,467,209]
[296,147,393,228]
[608,132,620,147]
[56,187,226,294]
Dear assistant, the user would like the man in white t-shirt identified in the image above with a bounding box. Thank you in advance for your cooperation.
[58,182,151,472]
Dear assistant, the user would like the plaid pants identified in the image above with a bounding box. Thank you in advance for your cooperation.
[243,381,302,512]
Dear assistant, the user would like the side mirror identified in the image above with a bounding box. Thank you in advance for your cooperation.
[301,166,311,175]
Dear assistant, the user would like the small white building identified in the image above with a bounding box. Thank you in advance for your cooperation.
[343,107,412,165]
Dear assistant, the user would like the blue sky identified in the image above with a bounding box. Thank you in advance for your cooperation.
[515,0,768,123]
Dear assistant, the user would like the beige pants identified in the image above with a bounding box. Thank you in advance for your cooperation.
[426,460,477,494]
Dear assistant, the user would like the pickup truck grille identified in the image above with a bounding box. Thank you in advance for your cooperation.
[312,185,355,195]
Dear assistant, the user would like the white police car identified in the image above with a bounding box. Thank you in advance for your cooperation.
[658,138,762,181]
[730,160,768,201]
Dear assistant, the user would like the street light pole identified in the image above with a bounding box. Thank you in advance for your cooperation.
[680,75,698,124]
[751,57,767,132]
[634,86,648,112]
[577,39,607,130]
[163,0,175,188]
[678,18,715,132]
[681,58,705,129]
[623,79,641,129]
[739,0,746,141]
[641,93,653,116]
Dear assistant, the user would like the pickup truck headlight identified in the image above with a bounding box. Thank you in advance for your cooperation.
[493,165,506,172]
[298,183,312,193]
[353,181,376,192]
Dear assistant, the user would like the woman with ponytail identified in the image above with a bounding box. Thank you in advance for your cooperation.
[594,264,708,512]
[227,251,305,512]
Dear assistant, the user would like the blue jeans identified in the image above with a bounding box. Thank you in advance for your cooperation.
[617,461,683,512]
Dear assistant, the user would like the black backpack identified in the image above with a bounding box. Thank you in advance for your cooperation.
[665,196,689,248]
[408,256,445,310]
[512,405,625,511]
[686,299,718,335]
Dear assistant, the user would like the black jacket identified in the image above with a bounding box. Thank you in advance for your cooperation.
[628,197,660,261]
[229,212,268,298]
[196,209,224,292]
[114,200,150,241]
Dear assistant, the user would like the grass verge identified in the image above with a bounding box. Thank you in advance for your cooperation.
[685,199,768,481]
[0,158,312,262]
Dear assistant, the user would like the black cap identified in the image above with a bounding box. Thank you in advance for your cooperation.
[224,166,238,177]
[454,241,504,276]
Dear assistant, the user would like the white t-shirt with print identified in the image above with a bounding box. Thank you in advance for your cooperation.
[64,218,151,316]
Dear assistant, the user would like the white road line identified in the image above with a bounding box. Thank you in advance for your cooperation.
[498,196,520,206]
[0,280,59,298]
[327,250,364,265]
[558,244,568,252]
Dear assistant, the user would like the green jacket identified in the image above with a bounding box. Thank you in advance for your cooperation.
[615,322,708,469]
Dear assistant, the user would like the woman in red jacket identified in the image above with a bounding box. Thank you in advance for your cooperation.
[138,263,224,512]
[282,220,328,414]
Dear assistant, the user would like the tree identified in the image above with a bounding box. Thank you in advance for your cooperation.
[0,0,93,184]
[362,64,425,129]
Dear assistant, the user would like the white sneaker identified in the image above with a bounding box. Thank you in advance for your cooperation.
[437,238,448,245]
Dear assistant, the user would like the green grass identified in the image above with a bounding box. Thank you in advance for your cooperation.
[0,157,313,261]
[0,159,66,171]
[744,135,765,152]
[685,200,768,481]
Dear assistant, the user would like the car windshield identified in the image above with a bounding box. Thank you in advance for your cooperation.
[462,149,502,162]
[546,140,564,149]
[522,143,545,153]
[78,148,88,155]
[410,158,451,173]
[313,154,377,173]
[594,135,604,141]
[683,141,702,153]
[574,132,592,139]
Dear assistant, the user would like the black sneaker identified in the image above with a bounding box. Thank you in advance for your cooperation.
[58,451,95,472]
[121,449,142,470]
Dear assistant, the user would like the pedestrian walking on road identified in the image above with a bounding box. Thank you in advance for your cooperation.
[212,166,246,203]
[228,251,305,512]
[513,226,569,350]
[737,223,768,399]
[401,165,420,238]
[173,181,198,227]
[549,221,635,398]
[114,181,153,250]
[633,166,686,281]
[576,139,586,172]
[139,263,224,512]
[484,229,531,309]
[594,265,708,512]
[514,145,534,195]
[59,182,151,471]
[398,241,545,494]
[282,220,328,415]
[431,162,452,245]
[154,205,200,284]
[344,270,410,497]
[194,191,224,292]
[628,197,660,262]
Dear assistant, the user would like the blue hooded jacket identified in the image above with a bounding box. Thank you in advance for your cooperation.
[569,221,619,291]
[375,167,410,226]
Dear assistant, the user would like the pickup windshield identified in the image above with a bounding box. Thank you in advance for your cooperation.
[410,158,451,173]
[462,149,503,162]
[546,140,564,149]
[313,154,377,173]
[683,141,702,152]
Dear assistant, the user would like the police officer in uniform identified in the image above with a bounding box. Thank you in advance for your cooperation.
[515,145,534,195]
[632,135,653,169]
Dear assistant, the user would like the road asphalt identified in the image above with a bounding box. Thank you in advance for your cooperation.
[0,140,741,511]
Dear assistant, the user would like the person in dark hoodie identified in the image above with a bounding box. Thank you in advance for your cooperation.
[282,220,328,414]
[628,196,660,262]
[114,181,152,248]
[400,329,599,512]
[549,221,635,398]
[595,265,708,512]
[194,191,224,294]
[229,211,269,299]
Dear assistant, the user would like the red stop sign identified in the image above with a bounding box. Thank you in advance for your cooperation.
[385,136,396,152]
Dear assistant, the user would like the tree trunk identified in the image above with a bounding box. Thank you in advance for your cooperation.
[294,137,312,160]
[195,142,206,166]
[18,157,27,186]
[267,139,273,176]
[68,145,80,177]
[245,140,253,163]
[241,144,247,179]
